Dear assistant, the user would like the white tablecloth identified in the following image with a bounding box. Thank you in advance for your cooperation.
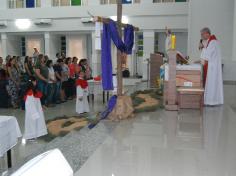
[0,116,22,157]
[87,80,103,95]
[164,64,202,81]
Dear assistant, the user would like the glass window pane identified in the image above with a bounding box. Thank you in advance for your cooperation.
[36,0,41,7]
[60,0,70,6]
[71,0,81,6]
[52,0,60,6]
[122,0,132,4]
[8,0,15,8]
[16,0,24,8]
[26,0,35,8]
[109,0,117,4]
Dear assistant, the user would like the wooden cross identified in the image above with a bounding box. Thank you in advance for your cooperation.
[116,0,123,96]
[94,0,139,97]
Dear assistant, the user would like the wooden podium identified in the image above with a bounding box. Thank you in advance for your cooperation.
[149,54,163,88]
[165,50,178,111]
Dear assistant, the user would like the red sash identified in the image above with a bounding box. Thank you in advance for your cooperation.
[203,35,217,87]
[76,79,88,89]
[24,89,43,101]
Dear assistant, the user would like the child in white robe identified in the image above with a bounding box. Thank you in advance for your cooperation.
[23,76,48,140]
[76,71,90,114]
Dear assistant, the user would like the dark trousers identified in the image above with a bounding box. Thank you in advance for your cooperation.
[37,80,48,105]
[53,81,61,103]
[47,83,56,105]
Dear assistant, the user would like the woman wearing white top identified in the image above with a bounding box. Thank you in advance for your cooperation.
[46,60,56,107]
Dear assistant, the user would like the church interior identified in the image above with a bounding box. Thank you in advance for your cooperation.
[0,0,236,175]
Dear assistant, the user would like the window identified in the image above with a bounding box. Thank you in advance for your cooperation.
[60,0,70,6]
[100,0,140,5]
[52,0,60,6]
[71,0,81,6]
[52,0,82,6]
[8,0,41,8]
[8,0,24,8]
[16,0,24,8]
[153,0,187,2]
[136,32,143,57]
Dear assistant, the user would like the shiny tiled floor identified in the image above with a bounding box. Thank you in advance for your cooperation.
[1,84,236,176]
[75,85,236,176]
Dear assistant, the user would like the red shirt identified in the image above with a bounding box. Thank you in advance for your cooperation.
[68,64,76,78]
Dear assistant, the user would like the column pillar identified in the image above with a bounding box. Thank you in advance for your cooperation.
[44,32,51,58]
[1,33,8,59]
[232,0,236,61]
[91,32,101,76]
[142,30,155,80]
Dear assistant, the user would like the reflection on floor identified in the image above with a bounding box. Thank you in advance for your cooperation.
[75,85,236,176]
[75,106,236,176]
[1,84,236,176]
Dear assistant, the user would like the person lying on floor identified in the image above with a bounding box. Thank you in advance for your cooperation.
[76,71,90,114]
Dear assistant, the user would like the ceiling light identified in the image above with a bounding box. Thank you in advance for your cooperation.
[15,19,31,30]
[110,16,129,24]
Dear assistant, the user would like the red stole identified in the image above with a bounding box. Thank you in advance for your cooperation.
[203,35,217,87]
[76,78,88,89]
[24,89,43,101]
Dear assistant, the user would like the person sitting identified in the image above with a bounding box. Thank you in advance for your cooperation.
[23,76,48,141]
[76,71,89,114]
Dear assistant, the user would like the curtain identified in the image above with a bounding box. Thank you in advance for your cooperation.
[101,20,134,90]
[124,24,134,54]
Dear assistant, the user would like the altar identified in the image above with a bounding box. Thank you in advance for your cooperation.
[163,59,204,111]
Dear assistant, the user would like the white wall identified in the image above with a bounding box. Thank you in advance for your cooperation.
[188,0,235,80]
[6,35,21,56]
[158,32,188,56]
[188,0,234,60]
[49,35,60,61]
[0,3,188,33]
[232,0,236,61]
[66,34,87,60]
[25,35,44,56]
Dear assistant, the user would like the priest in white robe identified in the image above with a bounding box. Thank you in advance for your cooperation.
[200,27,224,105]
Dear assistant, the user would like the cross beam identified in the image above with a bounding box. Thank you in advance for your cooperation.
[94,0,138,96]
[93,16,139,31]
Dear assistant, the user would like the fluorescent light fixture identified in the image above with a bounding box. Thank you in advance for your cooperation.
[110,16,129,24]
[15,19,31,30]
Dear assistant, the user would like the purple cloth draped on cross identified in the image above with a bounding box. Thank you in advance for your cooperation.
[101,20,134,90]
